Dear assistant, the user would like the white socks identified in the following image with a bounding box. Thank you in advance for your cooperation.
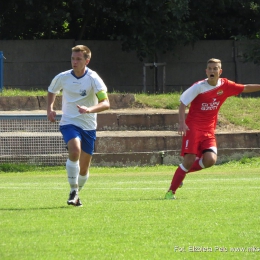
[78,172,89,191]
[66,159,80,192]
[66,159,90,192]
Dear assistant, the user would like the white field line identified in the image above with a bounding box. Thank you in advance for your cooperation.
[1,187,260,191]
[1,177,259,186]
[0,177,259,190]
[1,185,259,191]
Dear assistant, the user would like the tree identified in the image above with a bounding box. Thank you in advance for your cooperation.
[1,0,260,64]
[187,0,260,64]
[98,0,194,62]
[0,0,194,61]
[187,0,260,40]
[234,1,260,65]
[0,0,72,39]
[93,0,195,92]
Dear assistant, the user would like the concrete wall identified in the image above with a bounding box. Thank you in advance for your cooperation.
[0,39,260,93]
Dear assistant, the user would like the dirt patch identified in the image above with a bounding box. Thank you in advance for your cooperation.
[216,113,251,132]
[117,101,252,133]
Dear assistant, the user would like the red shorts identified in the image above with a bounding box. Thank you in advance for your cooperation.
[181,128,217,157]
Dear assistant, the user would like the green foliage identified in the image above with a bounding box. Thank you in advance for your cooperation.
[1,164,260,259]
[1,0,260,61]
[0,0,69,39]
[189,0,260,40]
[101,0,193,61]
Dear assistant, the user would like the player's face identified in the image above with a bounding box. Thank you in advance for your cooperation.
[206,62,222,85]
[71,51,90,76]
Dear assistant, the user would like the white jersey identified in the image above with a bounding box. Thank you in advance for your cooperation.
[48,68,107,130]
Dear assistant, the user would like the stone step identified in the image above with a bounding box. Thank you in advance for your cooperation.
[0,94,136,111]
[92,148,260,166]
[0,108,259,166]
[98,109,178,131]
[0,109,249,132]
[1,148,259,167]
[95,131,260,152]
[95,131,180,153]
[0,109,179,131]
[1,130,259,154]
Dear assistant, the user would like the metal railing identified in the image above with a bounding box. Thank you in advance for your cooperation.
[0,51,4,92]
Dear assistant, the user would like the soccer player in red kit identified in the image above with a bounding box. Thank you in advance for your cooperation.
[165,58,260,199]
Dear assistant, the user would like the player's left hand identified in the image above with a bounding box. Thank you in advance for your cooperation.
[77,105,90,114]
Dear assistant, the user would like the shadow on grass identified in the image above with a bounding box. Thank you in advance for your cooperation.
[0,206,75,211]
[93,197,188,202]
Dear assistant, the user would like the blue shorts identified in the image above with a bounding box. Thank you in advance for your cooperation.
[60,124,96,155]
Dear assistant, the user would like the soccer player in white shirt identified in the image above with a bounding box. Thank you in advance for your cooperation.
[47,45,110,206]
[165,58,260,200]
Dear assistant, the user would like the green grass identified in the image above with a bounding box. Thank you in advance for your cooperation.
[134,93,260,130]
[220,96,260,130]
[0,88,48,96]
[1,160,260,260]
[134,93,181,109]
[1,90,259,259]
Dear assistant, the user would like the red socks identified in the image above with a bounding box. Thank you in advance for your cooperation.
[169,165,187,193]
[188,158,203,173]
[169,159,205,193]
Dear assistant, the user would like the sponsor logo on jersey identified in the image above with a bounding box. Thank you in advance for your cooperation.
[217,90,223,95]
[201,98,220,111]
[79,89,87,96]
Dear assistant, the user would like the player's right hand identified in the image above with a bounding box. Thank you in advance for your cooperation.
[178,122,189,136]
[48,110,56,122]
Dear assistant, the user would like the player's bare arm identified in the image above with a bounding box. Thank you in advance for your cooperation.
[178,102,189,136]
[77,99,110,114]
[47,92,57,122]
[242,84,260,93]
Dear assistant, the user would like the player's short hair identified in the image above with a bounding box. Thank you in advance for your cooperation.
[207,58,222,68]
[72,45,91,60]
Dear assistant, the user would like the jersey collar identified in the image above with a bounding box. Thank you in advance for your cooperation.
[71,68,88,79]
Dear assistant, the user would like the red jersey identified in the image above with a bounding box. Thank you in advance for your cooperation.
[180,78,244,131]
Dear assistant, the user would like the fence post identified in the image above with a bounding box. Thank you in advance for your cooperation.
[0,51,3,92]
[143,62,166,93]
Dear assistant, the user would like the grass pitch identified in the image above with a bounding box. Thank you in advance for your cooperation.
[0,163,260,260]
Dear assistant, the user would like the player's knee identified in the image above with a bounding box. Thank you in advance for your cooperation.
[205,159,216,168]
[183,154,197,169]
[69,149,81,161]
[203,155,217,168]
